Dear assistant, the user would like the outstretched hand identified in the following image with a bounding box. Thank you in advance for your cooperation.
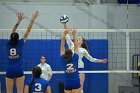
[63,29,69,37]
[69,28,77,36]
[32,11,39,20]
[101,59,108,63]
[16,12,25,21]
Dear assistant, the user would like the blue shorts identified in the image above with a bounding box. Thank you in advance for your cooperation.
[6,66,24,79]
[78,68,84,74]
[78,68,84,71]
[64,78,81,90]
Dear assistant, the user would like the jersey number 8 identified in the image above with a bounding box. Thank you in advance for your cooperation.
[10,48,17,56]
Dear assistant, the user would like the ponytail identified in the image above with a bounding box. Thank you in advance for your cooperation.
[81,38,89,52]
[65,49,73,63]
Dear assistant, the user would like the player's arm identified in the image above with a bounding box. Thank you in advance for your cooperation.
[60,29,68,56]
[23,11,39,42]
[47,65,53,81]
[63,23,74,49]
[46,86,51,93]
[71,28,78,54]
[84,50,107,63]
[24,86,29,93]
[12,12,25,34]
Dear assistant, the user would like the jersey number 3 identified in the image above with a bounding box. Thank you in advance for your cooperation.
[67,63,74,70]
[35,83,42,91]
[10,48,17,56]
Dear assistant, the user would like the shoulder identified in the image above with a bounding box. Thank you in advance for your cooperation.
[40,78,49,85]
[45,63,51,67]
[37,63,41,67]
[60,55,65,59]
[19,38,24,42]
[73,53,79,58]
[79,47,86,53]
[19,38,25,45]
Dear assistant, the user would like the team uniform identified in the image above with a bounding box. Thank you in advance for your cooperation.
[66,34,97,70]
[6,39,25,78]
[37,63,52,81]
[61,53,80,90]
[25,78,50,93]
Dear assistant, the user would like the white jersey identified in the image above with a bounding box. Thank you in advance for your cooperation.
[37,63,52,81]
[66,34,97,68]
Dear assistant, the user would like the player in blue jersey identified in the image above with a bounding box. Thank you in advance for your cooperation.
[24,66,51,93]
[60,28,81,93]
[6,11,39,93]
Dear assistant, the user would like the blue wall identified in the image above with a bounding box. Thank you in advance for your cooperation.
[118,0,140,4]
[0,39,108,93]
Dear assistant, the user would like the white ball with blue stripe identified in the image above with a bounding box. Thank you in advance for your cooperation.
[60,15,69,24]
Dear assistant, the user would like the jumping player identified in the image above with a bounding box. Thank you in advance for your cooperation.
[6,11,39,93]
[60,28,81,93]
[63,23,107,93]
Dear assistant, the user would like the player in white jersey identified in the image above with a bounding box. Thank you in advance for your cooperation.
[63,23,107,93]
[37,56,52,81]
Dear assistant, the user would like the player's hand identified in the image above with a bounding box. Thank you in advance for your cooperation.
[101,59,108,63]
[70,28,77,36]
[63,23,67,25]
[63,29,69,37]
[32,11,39,20]
[16,12,25,21]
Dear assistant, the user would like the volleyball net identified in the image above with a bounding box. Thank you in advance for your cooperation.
[0,29,140,93]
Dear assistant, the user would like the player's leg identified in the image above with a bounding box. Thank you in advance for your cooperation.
[72,88,81,93]
[65,90,72,93]
[6,77,14,93]
[16,76,25,93]
[16,67,24,93]
[79,73,85,93]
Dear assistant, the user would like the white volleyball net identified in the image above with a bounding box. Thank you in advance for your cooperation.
[0,29,140,93]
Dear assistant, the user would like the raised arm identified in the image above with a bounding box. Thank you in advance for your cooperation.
[12,12,25,34]
[60,29,68,55]
[84,50,107,63]
[23,11,39,42]
[63,23,74,50]
[46,86,51,93]
[71,28,78,54]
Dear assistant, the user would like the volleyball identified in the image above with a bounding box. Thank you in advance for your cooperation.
[60,15,69,24]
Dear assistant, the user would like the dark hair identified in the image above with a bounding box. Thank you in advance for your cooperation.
[64,49,73,63]
[81,38,89,52]
[29,66,42,92]
[9,32,19,46]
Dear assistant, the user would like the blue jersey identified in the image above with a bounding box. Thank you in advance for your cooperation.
[61,53,79,80]
[25,78,50,93]
[7,39,24,67]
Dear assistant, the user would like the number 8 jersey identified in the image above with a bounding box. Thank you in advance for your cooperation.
[7,39,25,67]
[61,53,79,80]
